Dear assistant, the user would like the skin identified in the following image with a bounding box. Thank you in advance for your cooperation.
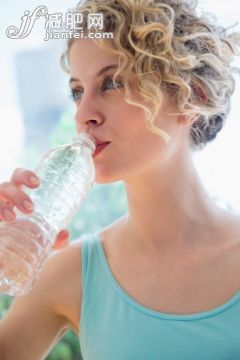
[69,38,228,259]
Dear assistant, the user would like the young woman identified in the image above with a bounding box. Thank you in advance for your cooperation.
[0,0,240,358]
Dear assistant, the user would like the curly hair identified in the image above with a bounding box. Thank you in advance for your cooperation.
[61,0,240,151]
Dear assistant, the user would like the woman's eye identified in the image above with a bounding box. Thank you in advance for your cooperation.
[70,88,83,102]
[102,77,123,91]
[69,77,123,103]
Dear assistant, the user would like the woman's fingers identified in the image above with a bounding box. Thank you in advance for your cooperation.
[1,168,70,252]
[0,168,40,222]
[10,167,40,189]
[0,182,35,217]
[0,168,70,255]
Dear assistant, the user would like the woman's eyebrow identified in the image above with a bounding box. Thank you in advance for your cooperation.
[69,64,119,84]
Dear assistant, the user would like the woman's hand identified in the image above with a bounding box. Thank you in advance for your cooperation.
[0,167,70,250]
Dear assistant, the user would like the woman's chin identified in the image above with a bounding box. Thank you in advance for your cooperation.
[94,170,122,184]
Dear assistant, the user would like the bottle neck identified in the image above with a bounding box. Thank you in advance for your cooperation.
[72,133,96,154]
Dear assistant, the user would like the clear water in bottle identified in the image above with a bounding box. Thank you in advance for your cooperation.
[0,133,96,296]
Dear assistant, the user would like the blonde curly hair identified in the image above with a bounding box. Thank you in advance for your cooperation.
[61,0,240,151]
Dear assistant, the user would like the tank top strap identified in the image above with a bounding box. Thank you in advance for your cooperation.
[80,232,99,293]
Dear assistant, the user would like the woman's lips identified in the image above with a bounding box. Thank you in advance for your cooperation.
[93,142,110,158]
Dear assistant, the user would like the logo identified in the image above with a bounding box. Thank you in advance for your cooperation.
[6,5,113,41]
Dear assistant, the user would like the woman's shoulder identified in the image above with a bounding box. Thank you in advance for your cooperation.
[213,209,240,273]
[42,236,87,336]
[218,209,240,246]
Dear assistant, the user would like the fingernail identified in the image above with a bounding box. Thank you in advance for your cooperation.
[23,200,34,210]
[3,209,15,221]
[30,176,39,185]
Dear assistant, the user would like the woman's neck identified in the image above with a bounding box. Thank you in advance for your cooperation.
[122,153,222,255]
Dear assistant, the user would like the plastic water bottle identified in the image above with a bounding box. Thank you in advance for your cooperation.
[0,133,96,297]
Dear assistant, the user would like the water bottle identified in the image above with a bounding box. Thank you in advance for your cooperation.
[0,133,96,297]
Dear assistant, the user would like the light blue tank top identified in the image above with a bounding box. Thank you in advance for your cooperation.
[79,232,240,359]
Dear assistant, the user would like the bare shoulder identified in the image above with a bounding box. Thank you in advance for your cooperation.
[47,237,84,336]
[0,238,84,359]
[219,209,240,245]
[9,237,84,336]
[216,209,240,264]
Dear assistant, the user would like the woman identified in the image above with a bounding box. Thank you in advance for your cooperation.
[0,0,240,358]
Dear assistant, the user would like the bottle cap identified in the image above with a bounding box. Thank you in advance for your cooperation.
[72,133,96,153]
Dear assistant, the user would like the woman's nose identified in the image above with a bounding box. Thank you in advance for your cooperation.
[74,95,105,131]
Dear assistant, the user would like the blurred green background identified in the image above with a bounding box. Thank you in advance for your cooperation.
[0,110,128,359]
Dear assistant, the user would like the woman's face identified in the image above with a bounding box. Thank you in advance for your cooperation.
[68,39,183,184]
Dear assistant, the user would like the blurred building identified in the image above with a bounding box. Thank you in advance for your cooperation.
[14,41,69,152]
